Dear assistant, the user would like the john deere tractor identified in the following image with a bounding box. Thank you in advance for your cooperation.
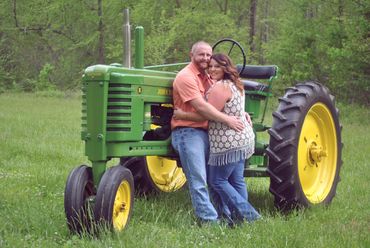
[64,13,342,234]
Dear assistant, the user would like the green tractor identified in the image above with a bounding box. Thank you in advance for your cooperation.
[64,15,342,234]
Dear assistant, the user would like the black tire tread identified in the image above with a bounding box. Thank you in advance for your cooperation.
[94,166,134,231]
[120,157,157,196]
[267,81,343,211]
[64,165,95,234]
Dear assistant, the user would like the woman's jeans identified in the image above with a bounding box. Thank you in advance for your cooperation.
[209,159,261,222]
[171,127,218,221]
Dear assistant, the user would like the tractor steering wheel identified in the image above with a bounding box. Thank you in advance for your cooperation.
[212,38,247,76]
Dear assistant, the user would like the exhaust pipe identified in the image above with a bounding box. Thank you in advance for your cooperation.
[123,9,131,68]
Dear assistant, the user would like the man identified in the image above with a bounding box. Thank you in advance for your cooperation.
[171,41,244,224]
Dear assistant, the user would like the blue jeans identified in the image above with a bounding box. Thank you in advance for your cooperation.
[171,127,218,221]
[209,159,261,222]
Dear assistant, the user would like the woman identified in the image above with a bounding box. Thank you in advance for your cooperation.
[174,53,261,224]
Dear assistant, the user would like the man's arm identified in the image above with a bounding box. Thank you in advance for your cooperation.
[189,97,244,131]
[173,109,206,121]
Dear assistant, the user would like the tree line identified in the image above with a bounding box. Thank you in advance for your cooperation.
[0,0,368,105]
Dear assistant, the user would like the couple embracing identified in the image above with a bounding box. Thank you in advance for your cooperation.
[171,41,261,226]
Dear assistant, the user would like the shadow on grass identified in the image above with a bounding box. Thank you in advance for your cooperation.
[132,186,287,227]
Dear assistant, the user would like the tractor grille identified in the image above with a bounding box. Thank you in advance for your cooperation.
[107,83,132,132]
[80,81,133,134]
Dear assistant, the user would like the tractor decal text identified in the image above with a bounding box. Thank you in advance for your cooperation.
[157,88,172,96]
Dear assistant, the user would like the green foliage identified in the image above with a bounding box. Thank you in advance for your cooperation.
[265,0,369,104]
[0,70,11,93]
[166,10,242,63]
[36,63,55,91]
[0,0,368,105]
[14,63,56,92]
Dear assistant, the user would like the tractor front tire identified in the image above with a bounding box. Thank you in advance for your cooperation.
[94,166,134,232]
[267,81,343,211]
[64,165,95,234]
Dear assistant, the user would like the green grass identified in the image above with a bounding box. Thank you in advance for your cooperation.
[0,93,369,247]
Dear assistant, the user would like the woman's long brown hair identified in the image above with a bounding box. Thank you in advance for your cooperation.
[210,53,244,93]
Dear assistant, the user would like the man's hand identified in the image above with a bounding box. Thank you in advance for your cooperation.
[225,116,244,132]
[173,109,185,120]
[173,108,205,122]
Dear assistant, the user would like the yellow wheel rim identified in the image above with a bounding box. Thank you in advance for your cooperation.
[298,103,337,204]
[112,181,131,231]
[146,156,186,192]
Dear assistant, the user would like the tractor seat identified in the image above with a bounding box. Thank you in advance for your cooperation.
[237,65,277,79]
[242,80,269,92]
[237,65,277,93]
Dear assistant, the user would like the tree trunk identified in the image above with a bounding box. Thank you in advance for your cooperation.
[98,0,105,64]
[215,0,228,14]
[249,0,257,62]
[175,0,181,8]
[259,0,269,64]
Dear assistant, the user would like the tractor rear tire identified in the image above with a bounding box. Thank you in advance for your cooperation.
[121,156,186,195]
[94,166,134,232]
[267,81,342,211]
[64,165,95,234]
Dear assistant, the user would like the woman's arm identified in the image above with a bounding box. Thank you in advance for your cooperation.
[206,82,232,111]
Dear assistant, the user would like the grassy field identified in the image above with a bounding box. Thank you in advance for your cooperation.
[0,93,369,248]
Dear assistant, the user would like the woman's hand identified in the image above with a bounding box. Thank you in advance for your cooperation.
[225,116,244,132]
